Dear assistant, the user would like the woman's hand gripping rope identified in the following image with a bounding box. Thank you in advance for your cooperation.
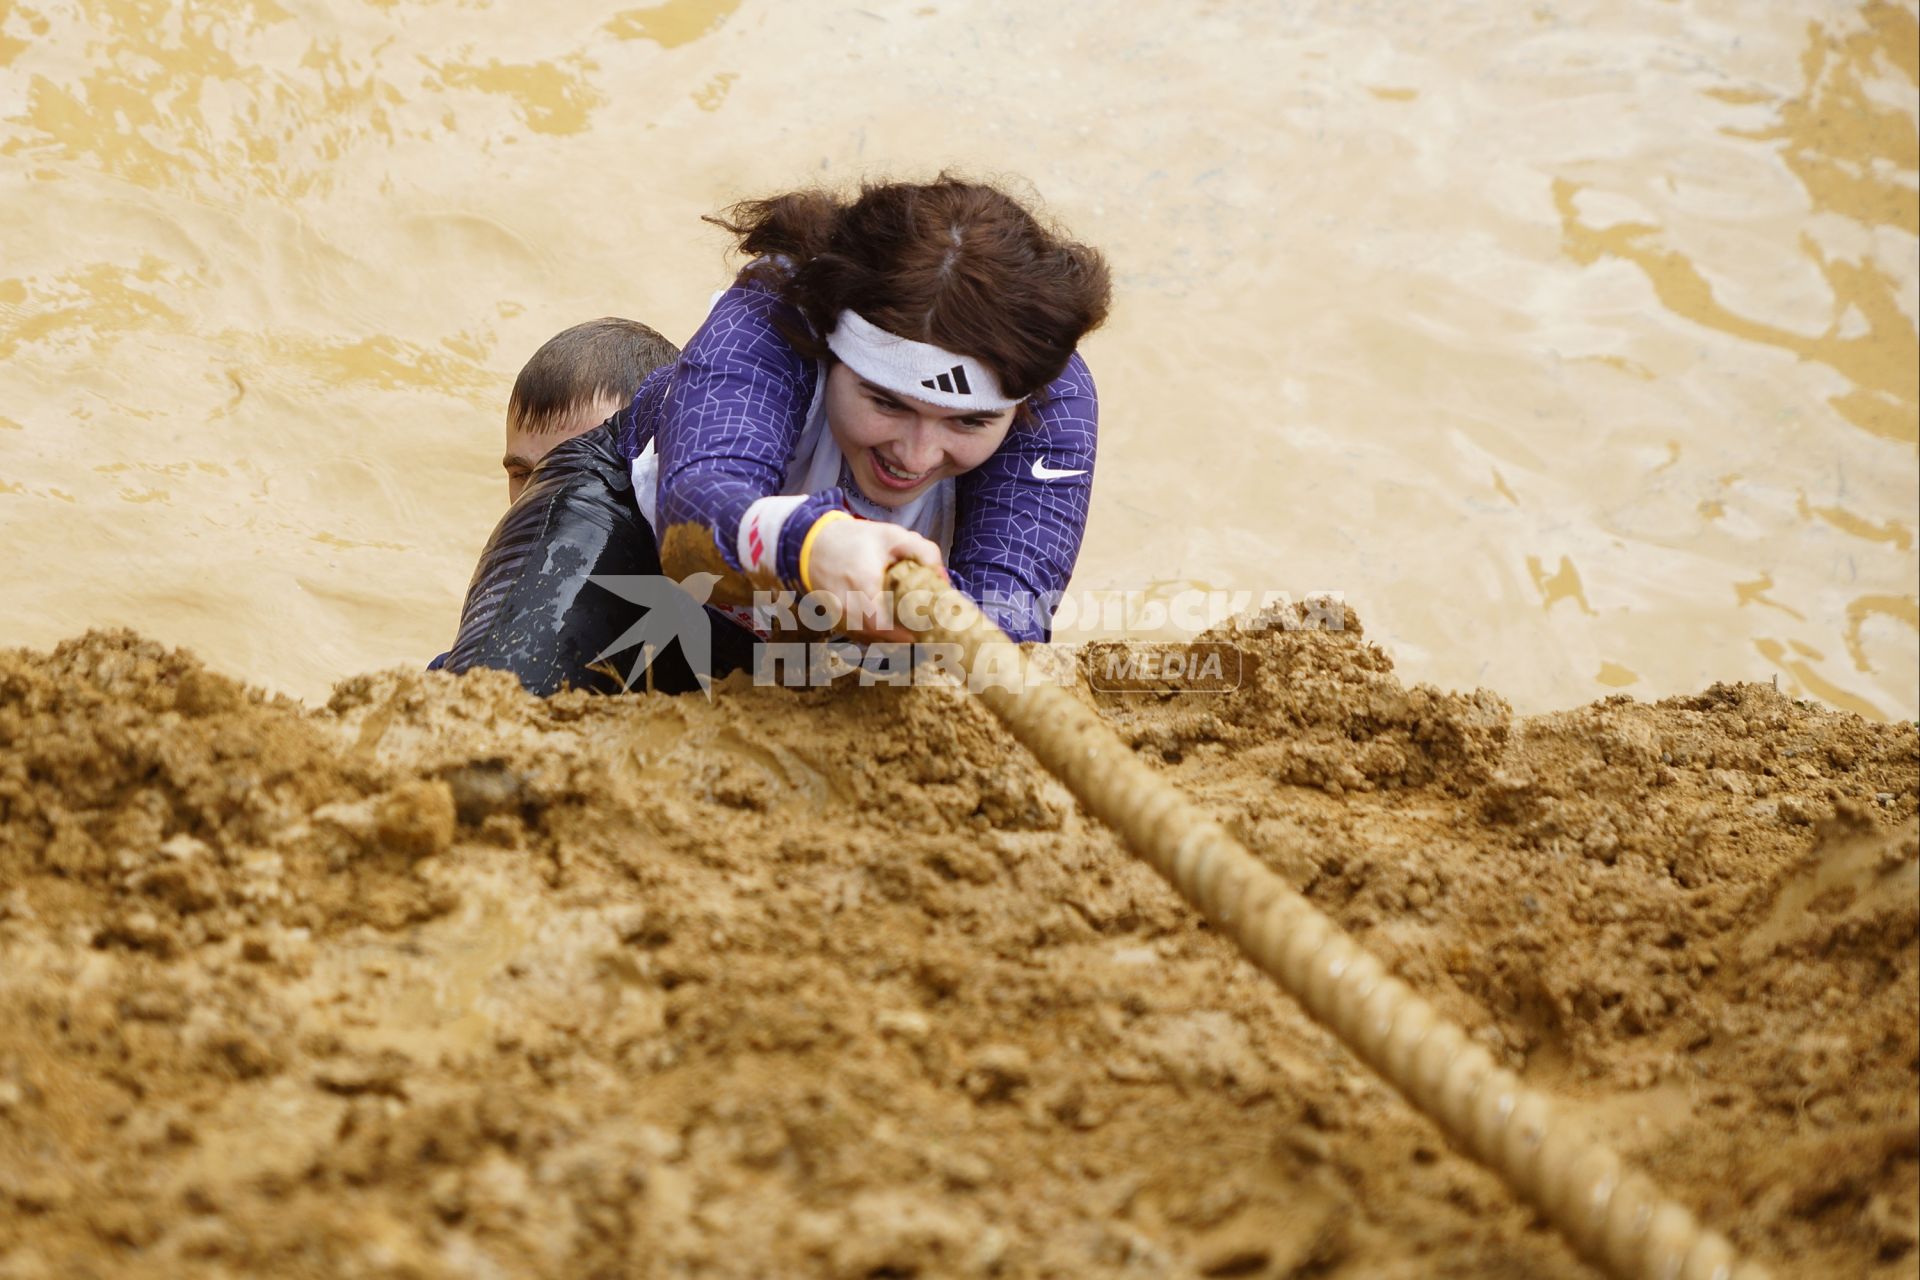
[804,514,947,644]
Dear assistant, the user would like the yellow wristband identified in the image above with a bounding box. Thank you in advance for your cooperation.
[797,510,853,595]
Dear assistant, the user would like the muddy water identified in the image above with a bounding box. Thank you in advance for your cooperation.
[1,0,1914,717]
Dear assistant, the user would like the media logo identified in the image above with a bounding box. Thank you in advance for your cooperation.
[584,572,721,696]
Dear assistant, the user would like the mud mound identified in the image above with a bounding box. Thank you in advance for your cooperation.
[1,633,458,953]
[1,625,1914,1279]
[1089,609,1512,798]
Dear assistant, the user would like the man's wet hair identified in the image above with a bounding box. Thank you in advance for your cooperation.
[508,317,680,434]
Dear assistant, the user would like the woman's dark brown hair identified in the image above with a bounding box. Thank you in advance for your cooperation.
[706,176,1111,401]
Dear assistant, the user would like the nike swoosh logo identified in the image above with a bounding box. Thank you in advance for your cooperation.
[1030,458,1088,480]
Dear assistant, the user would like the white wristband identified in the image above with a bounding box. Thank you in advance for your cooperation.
[737,494,811,578]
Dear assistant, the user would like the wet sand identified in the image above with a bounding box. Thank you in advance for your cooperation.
[0,623,1912,1277]
[1,0,1915,717]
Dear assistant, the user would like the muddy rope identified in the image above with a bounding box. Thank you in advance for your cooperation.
[887,562,1768,1280]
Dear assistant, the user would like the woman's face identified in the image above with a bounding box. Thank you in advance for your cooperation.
[824,362,1016,508]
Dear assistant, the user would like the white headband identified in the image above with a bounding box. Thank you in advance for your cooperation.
[824,310,1023,412]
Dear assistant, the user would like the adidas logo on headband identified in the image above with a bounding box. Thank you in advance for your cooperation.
[826,311,1023,412]
[923,365,972,396]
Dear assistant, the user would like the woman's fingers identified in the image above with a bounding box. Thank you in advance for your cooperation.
[886,530,943,569]
[869,530,944,633]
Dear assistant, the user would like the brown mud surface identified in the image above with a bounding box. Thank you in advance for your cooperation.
[1,619,1915,1279]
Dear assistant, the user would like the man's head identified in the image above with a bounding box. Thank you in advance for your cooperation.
[504,317,680,502]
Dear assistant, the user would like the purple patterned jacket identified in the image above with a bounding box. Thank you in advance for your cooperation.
[608,279,1098,643]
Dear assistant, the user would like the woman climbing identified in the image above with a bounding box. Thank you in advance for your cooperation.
[443,175,1111,694]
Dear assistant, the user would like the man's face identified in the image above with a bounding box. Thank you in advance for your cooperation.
[502,394,623,503]
[823,363,1015,508]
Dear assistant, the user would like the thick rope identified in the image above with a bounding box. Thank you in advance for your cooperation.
[886,562,1768,1280]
